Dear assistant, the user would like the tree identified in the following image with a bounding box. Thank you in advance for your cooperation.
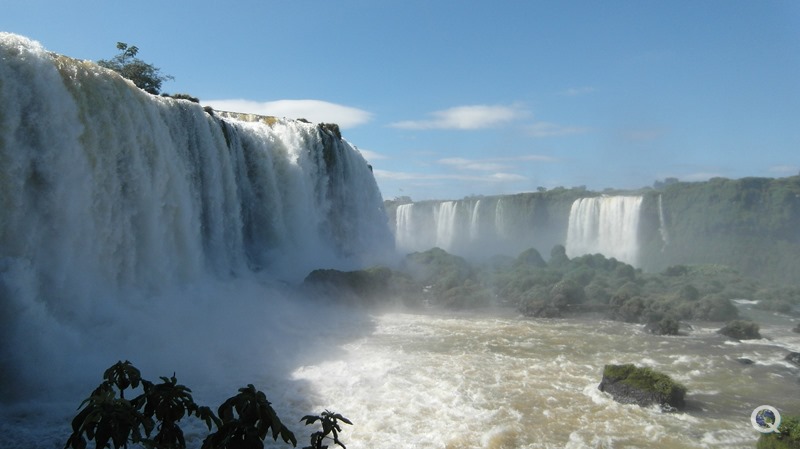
[98,42,173,95]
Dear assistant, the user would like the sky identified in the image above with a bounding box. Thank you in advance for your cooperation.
[3,0,799,201]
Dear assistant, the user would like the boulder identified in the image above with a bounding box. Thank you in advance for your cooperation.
[786,352,800,368]
[717,320,761,340]
[598,364,686,411]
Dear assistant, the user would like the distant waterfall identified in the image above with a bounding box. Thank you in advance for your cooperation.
[469,200,482,241]
[434,201,459,249]
[657,194,670,250]
[565,196,644,265]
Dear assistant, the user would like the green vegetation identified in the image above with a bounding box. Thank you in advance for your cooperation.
[303,241,800,333]
[98,42,173,94]
[717,320,762,340]
[602,364,687,398]
[641,175,800,284]
[598,364,687,410]
[65,361,350,449]
[757,415,800,449]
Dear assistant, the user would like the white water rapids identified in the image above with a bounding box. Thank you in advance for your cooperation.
[288,308,800,449]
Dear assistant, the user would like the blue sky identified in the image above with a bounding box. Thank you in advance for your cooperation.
[4,0,799,200]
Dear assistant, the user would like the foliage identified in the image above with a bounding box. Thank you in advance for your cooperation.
[202,384,296,449]
[718,320,761,340]
[98,42,173,94]
[640,175,800,284]
[300,411,352,449]
[602,364,687,398]
[757,415,800,449]
[65,361,331,449]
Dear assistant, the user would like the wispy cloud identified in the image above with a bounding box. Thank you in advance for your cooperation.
[438,158,509,171]
[390,104,528,130]
[559,86,595,96]
[437,154,557,171]
[202,99,373,128]
[356,148,388,161]
[526,121,590,138]
[373,169,527,183]
[769,165,799,175]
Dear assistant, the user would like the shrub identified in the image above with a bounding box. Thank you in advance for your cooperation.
[718,320,762,340]
[65,361,351,449]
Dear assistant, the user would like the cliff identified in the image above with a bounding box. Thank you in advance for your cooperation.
[386,176,800,285]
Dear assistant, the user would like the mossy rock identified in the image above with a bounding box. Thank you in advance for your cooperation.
[757,415,800,449]
[598,364,687,410]
[717,319,762,340]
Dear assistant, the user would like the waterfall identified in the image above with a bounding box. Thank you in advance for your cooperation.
[565,196,643,265]
[494,198,508,239]
[433,201,459,250]
[0,34,392,398]
[469,199,482,241]
[657,194,670,250]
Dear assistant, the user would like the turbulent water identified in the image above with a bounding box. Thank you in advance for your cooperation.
[291,307,800,449]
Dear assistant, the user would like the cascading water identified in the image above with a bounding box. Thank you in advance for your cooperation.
[468,199,482,241]
[433,201,459,250]
[565,196,644,265]
[0,32,393,436]
[658,193,670,250]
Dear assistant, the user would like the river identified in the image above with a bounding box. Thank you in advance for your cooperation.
[287,306,800,449]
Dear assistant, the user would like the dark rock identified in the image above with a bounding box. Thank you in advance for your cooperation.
[598,364,686,411]
[793,323,800,334]
[786,352,800,368]
[644,317,680,336]
[717,320,761,340]
[736,358,755,365]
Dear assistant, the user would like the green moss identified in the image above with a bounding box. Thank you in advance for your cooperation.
[757,415,800,449]
[602,364,687,397]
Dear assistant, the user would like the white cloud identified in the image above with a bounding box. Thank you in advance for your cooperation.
[390,104,528,130]
[356,148,388,161]
[202,99,373,128]
[769,165,799,174]
[526,121,590,138]
[437,154,558,171]
[373,169,527,183]
[438,158,509,171]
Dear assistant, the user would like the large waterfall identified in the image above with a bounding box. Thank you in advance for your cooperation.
[0,33,392,407]
[392,195,567,260]
[565,196,644,265]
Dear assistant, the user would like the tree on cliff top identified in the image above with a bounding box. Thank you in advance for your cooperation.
[98,42,173,94]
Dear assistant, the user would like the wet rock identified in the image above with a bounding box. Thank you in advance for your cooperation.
[598,364,686,411]
[786,352,800,368]
[717,320,761,340]
[736,358,755,365]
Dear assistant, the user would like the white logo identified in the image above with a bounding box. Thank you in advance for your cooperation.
[751,405,781,434]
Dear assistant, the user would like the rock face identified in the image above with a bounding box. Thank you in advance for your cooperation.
[598,364,687,411]
[785,352,800,368]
